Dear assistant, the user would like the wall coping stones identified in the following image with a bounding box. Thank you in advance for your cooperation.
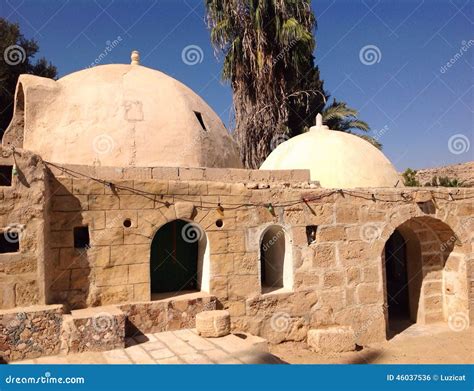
[48,163,312,184]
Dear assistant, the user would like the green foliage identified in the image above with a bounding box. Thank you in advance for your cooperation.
[0,18,57,138]
[205,1,375,167]
[426,176,463,187]
[321,99,381,149]
[402,168,420,187]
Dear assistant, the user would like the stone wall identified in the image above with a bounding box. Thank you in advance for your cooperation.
[0,304,63,362]
[0,149,48,309]
[43,163,473,345]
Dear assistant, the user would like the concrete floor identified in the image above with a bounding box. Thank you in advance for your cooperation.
[15,329,283,365]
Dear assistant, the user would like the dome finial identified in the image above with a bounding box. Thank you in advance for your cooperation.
[316,113,323,127]
[311,113,329,131]
[131,50,140,65]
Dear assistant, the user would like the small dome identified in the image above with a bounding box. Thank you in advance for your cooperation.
[260,116,402,188]
[4,57,242,169]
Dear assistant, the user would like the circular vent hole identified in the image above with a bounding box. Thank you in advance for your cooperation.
[215,219,224,228]
[123,218,132,228]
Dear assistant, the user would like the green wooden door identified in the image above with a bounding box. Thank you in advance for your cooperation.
[150,220,198,293]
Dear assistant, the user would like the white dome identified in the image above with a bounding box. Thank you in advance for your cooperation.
[4,61,242,169]
[260,118,402,189]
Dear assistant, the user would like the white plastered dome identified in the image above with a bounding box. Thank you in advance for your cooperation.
[260,115,402,188]
[3,52,242,169]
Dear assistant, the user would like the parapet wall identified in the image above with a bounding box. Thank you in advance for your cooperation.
[46,163,312,184]
[43,161,473,345]
[0,151,472,348]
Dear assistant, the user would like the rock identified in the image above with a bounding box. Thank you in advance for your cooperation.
[307,326,356,353]
[196,310,231,338]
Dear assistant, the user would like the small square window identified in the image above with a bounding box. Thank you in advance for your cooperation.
[306,225,318,245]
[0,166,13,186]
[74,226,90,249]
[0,231,20,253]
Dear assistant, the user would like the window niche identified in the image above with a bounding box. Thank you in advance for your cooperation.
[306,225,318,245]
[0,165,13,187]
[74,226,90,249]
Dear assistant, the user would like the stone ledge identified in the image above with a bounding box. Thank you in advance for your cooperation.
[61,306,126,354]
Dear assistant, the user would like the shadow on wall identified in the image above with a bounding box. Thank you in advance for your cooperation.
[47,175,92,311]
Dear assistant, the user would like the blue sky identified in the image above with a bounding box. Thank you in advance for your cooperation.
[1,0,472,170]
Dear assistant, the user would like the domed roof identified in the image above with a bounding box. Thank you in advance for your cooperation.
[3,52,242,168]
[260,115,402,188]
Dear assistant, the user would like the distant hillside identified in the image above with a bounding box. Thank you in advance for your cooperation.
[409,161,474,187]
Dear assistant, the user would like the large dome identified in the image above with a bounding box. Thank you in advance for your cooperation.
[3,53,242,168]
[260,115,402,188]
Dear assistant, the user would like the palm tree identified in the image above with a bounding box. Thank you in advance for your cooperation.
[206,0,326,168]
[321,99,381,149]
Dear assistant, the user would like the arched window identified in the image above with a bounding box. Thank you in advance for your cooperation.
[260,225,292,293]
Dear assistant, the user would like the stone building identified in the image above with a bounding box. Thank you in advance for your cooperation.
[0,53,472,362]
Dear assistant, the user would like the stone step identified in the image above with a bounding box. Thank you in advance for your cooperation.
[61,306,126,354]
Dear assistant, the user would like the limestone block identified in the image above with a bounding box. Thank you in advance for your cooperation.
[175,201,195,219]
[307,326,355,353]
[119,195,154,209]
[196,310,231,337]
[335,206,359,224]
[88,195,120,210]
[318,225,345,242]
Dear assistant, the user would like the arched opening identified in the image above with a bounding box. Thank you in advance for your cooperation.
[381,216,465,339]
[384,229,415,336]
[260,225,292,293]
[150,219,208,298]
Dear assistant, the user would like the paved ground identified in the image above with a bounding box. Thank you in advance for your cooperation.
[15,329,283,364]
[15,323,471,365]
[270,323,473,364]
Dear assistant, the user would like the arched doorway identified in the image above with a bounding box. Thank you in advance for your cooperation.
[150,220,207,296]
[260,225,292,293]
[384,229,414,335]
[381,216,466,338]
